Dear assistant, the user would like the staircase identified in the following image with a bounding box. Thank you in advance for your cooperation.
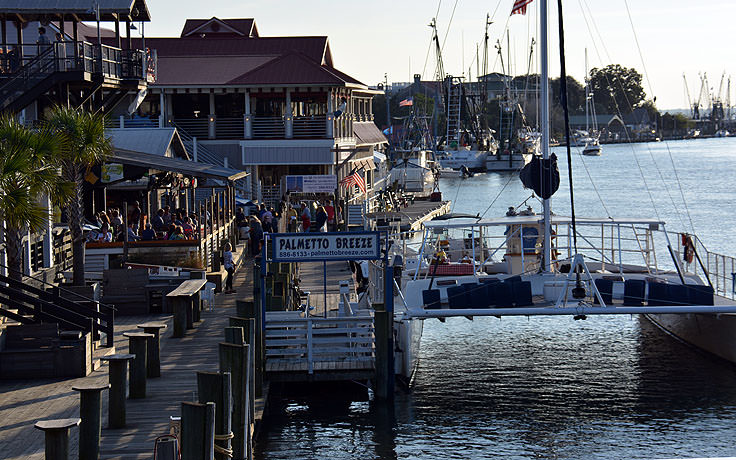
[445,76,463,145]
[0,273,114,348]
[0,47,62,113]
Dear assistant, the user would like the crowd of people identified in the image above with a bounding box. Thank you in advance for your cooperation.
[235,198,340,256]
[90,202,205,243]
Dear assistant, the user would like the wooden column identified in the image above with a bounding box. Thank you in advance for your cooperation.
[218,342,249,460]
[34,419,80,460]
[114,15,121,49]
[15,20,22,61]
[2,15,7,55]
[124,332,153,399]
[137,322,167,377]
[181,402,215,460]
[197,372,232,460]
[101,354,134,428]
[125,20,131,50]
[72,383,110,460]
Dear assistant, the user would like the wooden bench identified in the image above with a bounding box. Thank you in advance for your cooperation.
[0,324,92,378]
[166,279,207,338]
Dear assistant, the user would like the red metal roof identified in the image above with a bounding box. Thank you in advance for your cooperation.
[226,52,362,86]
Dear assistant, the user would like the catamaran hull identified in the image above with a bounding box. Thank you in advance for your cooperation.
[394,316,424,385]
[437,150,488,171]
[486,153,531,171]
[644,312,736,363]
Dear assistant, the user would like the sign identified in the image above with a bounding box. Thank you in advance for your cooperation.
[285,175,337,194]
[101,163,124,183]
[271,231,381,262]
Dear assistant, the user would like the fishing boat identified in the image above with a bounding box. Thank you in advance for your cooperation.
[388,0,736,383]
[581,49,602,156]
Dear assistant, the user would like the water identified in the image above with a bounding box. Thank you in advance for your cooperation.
[257,138,736,460]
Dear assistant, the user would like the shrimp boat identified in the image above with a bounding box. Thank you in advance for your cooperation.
[389,0,736,382]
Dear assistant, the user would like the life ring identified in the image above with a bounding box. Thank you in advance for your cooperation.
[682,234,695,264]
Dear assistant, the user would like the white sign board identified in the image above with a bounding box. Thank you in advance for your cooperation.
[285,175,337,194]
[102,163,124,183]
[272,232,381,262]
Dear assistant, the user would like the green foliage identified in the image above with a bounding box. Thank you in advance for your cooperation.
[46,106,113,167]
[589,64,646,114]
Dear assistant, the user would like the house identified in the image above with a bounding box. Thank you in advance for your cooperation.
[101,17,386,205]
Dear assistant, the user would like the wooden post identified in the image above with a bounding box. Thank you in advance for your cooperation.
[123,332,153,399]
[181,401,215,460]
[218,342,249,460]
[137,322,167,378]
[374,307,390,401]
[101,354,134,428]
[72,383,109,460]
[224,326,244,345]
[172,297,187,337]
[197,372,232,460]
[229,316,255,426]
[34,419,80,460]
[237,298,262,398]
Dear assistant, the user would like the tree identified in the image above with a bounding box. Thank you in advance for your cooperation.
[0,116,70,281]
[550,75,586,115]
[589,64,646,114]
[47,107,113,286]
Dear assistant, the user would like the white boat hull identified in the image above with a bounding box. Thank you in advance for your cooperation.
[437,150,488,171]
[645,312,736,364]
[393,315,423,384]
[486,152,532,171]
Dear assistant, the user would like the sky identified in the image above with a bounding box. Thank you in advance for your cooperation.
[139,0,736,111]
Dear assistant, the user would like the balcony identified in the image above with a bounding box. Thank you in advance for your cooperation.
[293,115,327,138]
[252,116,285,138]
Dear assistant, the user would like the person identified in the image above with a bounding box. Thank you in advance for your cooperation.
[126,224,140,241]
[182,217,194,238]
[224,242,235,294]
[324,200,335,231]
[129,201,142,232]
[168,226,185,240]
[261,206,273,233]
[36,27,51,54]
[286,204,298,232]
[258,203,267,221]
[96,223,113,242]
[315,206,328,232]
[152,209,165,231]
[140,223,156,241]
[54,32,66,71]
[334,97,347,118]
[163,205,172,225]
[236,207,246,226]
[299,202,311,232]
[249,217,263,256]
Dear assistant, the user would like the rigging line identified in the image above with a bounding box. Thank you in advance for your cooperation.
[422,0,444,79]
[440,0,460,53]
[478,165,525,220]
[622,0,696,235]
[575,149,611,218]
[558,0,577,252]
[643,142,689,231]
[577,0,661,222]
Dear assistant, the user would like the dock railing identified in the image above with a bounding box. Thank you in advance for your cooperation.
[264,312,375,374]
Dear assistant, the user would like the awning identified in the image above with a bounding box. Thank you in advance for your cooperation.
[354,121,388,146]
[112,148,247,181]
[0,0,152,21]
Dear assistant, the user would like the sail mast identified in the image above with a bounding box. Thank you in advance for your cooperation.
[540,0,551,272]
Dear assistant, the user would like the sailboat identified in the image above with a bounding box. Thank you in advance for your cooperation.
[582,49,602,156]
[388,0,736,383]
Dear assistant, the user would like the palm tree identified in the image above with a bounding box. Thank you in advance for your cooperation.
[47,106,112,286]
[0,115,70,281]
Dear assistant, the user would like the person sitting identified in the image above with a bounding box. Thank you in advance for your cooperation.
[168,226,185,240]
[127,224,140,241]
[140,223,156,241]
[182,217,194,238]
[460,252,473,264]
[96,223,113,243]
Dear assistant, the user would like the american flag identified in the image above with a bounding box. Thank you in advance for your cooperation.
[340,168,366,194]
[511,0,534,15]
[399,97,413,107]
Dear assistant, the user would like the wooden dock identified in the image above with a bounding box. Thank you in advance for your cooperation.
[0,252,264,460]
[367,199,451,232]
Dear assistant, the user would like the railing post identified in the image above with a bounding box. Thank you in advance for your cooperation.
[306,318,313,374]
[193,137,198,162]
[119,115,124,129]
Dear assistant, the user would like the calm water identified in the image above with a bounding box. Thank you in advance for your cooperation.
[257,138,736,460]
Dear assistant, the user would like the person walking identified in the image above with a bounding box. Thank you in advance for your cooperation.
[224,242,235,293]
[299,202,311,232]
[316,206,328,232]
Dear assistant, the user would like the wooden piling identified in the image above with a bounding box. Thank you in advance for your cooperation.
[72,383,109,460]
[236,299,262,398]
[137,322,167,378]
[172,297,187,338]
[197,372,232,460]
[181,401,215,460]
[218,342,250,460]
[34,418,80,460]
[224,326,244,345]
[374,307,391,401]
[229,316,256,422]
[101,354,134,428]
[124,332,153,399]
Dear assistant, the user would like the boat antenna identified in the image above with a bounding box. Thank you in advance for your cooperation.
[555,0,577,255]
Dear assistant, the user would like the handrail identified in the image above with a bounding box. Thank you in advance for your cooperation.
[0,260,116,311]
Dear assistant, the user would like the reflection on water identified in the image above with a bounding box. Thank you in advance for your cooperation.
[258,139,736,459]
[259,315,736,460]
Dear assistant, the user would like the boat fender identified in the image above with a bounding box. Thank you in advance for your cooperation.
[682,234,695,264]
